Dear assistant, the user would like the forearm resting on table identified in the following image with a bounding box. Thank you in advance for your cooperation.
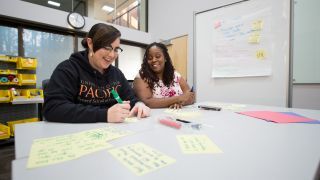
[141,96,182,108]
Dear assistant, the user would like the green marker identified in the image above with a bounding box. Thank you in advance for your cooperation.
[111,89,123,103]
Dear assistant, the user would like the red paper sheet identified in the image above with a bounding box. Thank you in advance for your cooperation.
[238,111,314,123]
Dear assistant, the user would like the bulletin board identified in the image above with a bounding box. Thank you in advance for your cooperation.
[193,0,292,106]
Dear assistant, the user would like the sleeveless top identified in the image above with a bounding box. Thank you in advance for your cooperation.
[136,71,183,98]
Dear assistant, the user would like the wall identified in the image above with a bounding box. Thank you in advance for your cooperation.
[1,0,319,109]
[0,0,152,44]
[118,44,144,80]
[148,0,236,85]
[292,85,320,110]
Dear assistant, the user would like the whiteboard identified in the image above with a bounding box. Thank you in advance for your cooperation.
[293,0,320,83]
[194,0,291,106]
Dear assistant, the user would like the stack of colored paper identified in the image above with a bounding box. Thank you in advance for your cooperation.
[237,111,320,123]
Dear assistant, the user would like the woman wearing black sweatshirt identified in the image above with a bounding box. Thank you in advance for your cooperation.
[43,23,150,123]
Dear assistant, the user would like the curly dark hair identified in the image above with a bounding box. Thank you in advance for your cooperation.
[139,42,175,90]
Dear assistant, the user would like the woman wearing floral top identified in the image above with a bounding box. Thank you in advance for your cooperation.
[134,42,195,109]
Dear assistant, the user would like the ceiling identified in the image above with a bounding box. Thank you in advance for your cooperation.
[21,0,135,19]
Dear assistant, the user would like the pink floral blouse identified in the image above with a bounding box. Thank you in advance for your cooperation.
[136,71,183,98]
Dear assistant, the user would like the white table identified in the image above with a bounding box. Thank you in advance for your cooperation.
[12,104,320,180]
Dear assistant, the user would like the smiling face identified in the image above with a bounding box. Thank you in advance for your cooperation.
[87,37,121,73]
[147,46,166,77]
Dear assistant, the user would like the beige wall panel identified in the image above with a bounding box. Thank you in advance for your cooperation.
[167,35,188,80]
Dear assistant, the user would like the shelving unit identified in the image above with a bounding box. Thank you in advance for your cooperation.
[0,55,43,141]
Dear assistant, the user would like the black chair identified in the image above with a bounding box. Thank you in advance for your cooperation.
[42,79,50,92]
[38,79,50,121]
[315,160,320,180]
[128,80,134,88]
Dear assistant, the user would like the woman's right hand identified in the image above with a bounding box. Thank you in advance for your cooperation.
[107,102,131,123]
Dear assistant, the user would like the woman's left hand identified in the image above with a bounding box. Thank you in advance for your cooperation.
[129,102,150,118]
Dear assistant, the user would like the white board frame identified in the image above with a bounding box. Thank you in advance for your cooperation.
[193,0,292,106]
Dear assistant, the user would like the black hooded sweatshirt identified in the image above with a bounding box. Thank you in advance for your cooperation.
[43,50,138,123]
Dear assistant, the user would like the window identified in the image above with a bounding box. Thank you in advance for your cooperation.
[23,29,74,87]
[0,20,146,121]
[21,0,148,32]
[118,44,144,80]
[0,26,18,56]
[22,0,87,16]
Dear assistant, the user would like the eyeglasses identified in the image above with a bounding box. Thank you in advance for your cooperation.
[103,46,123,54]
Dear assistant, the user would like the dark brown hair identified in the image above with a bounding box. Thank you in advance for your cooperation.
[139,42,175,90]
[81,23,121,52]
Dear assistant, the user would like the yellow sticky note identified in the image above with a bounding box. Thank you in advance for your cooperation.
[124,117,138,123]
[79,127,134,142]
[108,143,176,176]
[256,50,266,59]
[177,135,223,154]
[252,20,263,30]
[27,127,134,169]
[27,132,113,168]
[164,109,202,120]
[206,103,246,111]
[248,34,260,43]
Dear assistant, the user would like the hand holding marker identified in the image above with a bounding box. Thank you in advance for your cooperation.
[111,89,123,103]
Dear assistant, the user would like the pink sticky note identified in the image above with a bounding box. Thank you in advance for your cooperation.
[214,21,221,29]
[238,111,314,123]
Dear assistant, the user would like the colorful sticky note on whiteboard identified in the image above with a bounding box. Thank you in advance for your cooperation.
[256,50,266,59]
[252,20,263,30]
[248,35,260,43]
[214,20,222,29]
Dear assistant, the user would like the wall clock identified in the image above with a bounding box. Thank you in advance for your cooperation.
[67,12,85,29]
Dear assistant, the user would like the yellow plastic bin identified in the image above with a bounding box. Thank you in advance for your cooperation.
[7,56,18,63]
[29,89,44,103]
[0,90,11,103]
[18,74,36,85]
[16,57,37,69]
[10,89,30,104]
[0,123,10,140]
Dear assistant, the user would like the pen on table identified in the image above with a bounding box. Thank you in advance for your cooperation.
[198,105,222,111]
[176,119,202,130]
[176,118,191,123]
[111,89,123,103]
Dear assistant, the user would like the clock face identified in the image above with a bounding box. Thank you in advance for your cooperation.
[67,12,85,29]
